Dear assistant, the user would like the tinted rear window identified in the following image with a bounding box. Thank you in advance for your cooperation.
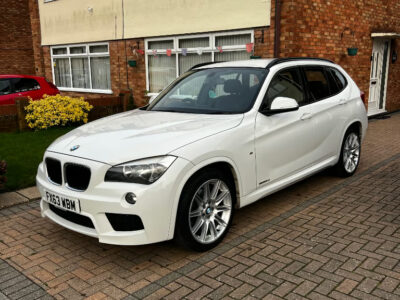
[11,78,40,93]
[303,67,330,101]
[0,79,12,95]
[329,68,347,92]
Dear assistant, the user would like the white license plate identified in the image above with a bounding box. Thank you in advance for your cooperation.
[44,191,81,213]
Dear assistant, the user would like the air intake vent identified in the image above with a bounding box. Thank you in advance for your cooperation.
[106,213,144,231]
[65,163,91,191]
[49,204,94,229]
[45,158,62,185]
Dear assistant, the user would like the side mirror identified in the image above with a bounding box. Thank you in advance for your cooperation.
[261,97,299,115]
[148,93,159,104]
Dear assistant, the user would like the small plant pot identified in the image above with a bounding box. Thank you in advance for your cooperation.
[128,60,137,67]
[347,48,358,56]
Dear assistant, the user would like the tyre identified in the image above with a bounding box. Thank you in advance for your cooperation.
[175,168,235,251]
[334,129,361,177]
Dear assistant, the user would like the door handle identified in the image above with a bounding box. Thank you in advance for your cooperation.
[338,99,347,105]
[300,113,312,120]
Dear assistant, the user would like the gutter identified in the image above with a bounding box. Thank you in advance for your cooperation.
[274,0,282,58]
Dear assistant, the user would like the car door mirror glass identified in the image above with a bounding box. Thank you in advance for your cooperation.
[262,97,299,115]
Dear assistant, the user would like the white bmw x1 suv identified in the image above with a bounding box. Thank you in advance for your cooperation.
[36,58,368,251]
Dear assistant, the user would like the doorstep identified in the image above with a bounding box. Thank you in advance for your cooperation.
[0,186,40,210]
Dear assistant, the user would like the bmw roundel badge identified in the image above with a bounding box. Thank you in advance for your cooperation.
[70,145,80,151]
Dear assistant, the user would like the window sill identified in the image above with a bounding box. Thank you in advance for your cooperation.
[58,88,113,94]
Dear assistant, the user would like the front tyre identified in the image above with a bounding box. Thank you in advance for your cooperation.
[334,130,361,177]
[175,169,234,251]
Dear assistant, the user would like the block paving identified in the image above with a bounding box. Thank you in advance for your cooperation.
[1,112,400,299]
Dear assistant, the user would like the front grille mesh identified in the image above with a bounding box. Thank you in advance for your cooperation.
[45,158,62,185]
[65,163,91,191]
[45,157,91,191]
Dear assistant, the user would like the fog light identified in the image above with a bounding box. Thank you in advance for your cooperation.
[125,192,137,204]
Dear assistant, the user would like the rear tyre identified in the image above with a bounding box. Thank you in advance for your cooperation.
[334,129,361,177]
[175,169,235,252]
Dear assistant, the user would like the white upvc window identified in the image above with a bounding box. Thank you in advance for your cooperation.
[50,43,112,94]
[145,30,254,94]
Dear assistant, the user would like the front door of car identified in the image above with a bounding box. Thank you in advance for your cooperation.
[255,67,317,187]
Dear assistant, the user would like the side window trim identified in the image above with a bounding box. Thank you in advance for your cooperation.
[298,67,314,103]
[260,66,309,111]
[323,67,336,96]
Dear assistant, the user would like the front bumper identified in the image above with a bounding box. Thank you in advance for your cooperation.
[36,152,193,245]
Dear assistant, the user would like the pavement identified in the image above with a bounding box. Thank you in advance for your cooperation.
[0,187,40,210]
[0,112,400,300]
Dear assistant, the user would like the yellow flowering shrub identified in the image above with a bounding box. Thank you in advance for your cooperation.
[25,95,93,130]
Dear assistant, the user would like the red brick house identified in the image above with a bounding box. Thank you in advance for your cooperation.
[19,1,400,116]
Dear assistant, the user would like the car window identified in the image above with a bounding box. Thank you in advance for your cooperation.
[265,68,305,107]
[0,79,12,95]
[303,67,330,101]
[11,78,40,93]
[329,68,347,92]
[326,69,341,95]
[148,68,267,114]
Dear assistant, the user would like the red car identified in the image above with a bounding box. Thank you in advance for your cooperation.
[0,75,59,105]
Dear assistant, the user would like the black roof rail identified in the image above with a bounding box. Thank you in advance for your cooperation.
[190,61,225,70]
[266,57,335,68]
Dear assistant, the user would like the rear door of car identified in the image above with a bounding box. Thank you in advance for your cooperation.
[0,78,15,105]
[11,77,43,100]
[300,65,350,161]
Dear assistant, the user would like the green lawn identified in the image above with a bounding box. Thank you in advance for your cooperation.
[0,128,74,192]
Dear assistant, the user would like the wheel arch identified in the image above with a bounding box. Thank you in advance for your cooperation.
[336,120,363,158]
[346,121,362,137]
[168,157,242,239]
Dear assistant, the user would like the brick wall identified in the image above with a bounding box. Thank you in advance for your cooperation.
[0,0,35,75]
[28,0,45,77]
[278,0,400,112]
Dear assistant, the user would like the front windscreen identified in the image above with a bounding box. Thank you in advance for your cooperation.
[147,67,267,114]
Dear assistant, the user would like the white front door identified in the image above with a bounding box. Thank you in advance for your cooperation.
[368,38,391,116]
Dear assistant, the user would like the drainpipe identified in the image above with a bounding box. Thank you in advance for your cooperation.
[274,0,282,58]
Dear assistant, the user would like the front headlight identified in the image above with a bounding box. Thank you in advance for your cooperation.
[104,156,177,184]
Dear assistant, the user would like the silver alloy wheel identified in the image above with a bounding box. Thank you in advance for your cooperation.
[343,132,360,173]
[188,179,232,244]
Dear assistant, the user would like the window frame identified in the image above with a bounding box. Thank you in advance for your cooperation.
[50,42,112,94]
[145,30,254,95]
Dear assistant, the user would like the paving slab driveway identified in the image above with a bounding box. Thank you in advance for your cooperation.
[1,113,400,300]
